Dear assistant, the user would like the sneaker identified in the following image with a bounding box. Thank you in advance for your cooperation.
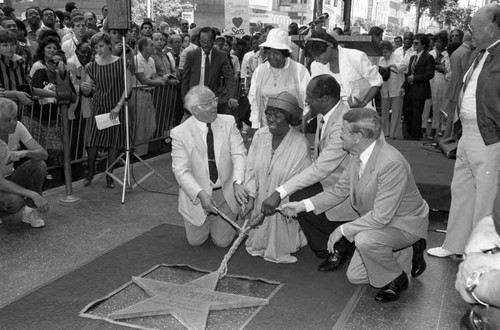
[22,207,45,228]
[427,246,455,258]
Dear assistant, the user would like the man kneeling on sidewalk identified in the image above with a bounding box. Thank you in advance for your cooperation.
[0,98,49,227]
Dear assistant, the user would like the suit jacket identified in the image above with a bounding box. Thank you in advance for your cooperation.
[282,101,358,222]
[310,139,429,241]
[405,51,435,99]
[458,44,500,145]
[170,115,246,225]
[181,47,237,104]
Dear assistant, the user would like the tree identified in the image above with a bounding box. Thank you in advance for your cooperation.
[131,0,181,24]
[402,0,450,32]
[436,2,473,32]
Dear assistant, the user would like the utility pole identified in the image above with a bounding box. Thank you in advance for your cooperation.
[313,0,323,19]
[415,0,421,32]
[343,0,352,32]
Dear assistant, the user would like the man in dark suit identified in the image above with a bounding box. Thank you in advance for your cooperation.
[403,33,435,140]
[282,109,429,302]
[182,27,238,115]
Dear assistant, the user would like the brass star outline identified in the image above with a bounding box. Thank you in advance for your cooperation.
[108,271,269,330]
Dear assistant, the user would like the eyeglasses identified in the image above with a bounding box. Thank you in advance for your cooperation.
[200,40,214,46]
[48,59,60,65]
[413,41,421,45]
[196,97,218,108]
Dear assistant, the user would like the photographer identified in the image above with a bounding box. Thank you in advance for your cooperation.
[378,40,406,139]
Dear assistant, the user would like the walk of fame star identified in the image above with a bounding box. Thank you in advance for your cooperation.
[108,271,269,330]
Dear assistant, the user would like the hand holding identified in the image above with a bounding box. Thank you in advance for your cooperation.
[7,150,26,163]
[261,191,281,216]
[407,75,415,84]
[198,190,219,214]
[233,182,249,205]
[347,95,366,108]
[327,227,344,254]
[109,106,121,120]
[240,197,254,218]
[278,201,306,218]
[16,91,32,106]
[228,98,239,108]
[32,194,50,214]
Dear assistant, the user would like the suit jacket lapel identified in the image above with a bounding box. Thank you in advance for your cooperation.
[318,102,346,153]
[356,140,384,200]
[188,117,206,155]
[194,49,202,84]
[212,117,223,165]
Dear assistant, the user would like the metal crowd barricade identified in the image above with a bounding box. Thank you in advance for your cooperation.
[17,84,178,172]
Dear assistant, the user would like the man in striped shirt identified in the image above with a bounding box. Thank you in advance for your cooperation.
[0,30,32,106]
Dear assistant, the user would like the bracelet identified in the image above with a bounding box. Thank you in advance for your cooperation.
[471,291,489,307]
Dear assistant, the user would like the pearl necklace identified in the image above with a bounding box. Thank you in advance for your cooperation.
[269,67,283,87]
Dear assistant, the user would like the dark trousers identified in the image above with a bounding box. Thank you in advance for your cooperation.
[403,93,426,139]
[290,182,354,259]
[0,159,47,216]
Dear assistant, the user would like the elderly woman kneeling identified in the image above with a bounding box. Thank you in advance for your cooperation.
[242,91,311,263]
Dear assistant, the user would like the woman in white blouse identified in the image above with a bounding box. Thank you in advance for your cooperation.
[378,40,406,138]
[305,30,383,109]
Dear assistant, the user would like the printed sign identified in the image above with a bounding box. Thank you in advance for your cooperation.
[225,0,250,36]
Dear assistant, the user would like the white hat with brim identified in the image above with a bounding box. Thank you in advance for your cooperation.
[259,28,292,52]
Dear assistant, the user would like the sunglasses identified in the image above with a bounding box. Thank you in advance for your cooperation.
[48,59,60,65]
[413,41,421,45]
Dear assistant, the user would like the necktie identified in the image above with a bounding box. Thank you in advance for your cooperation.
[207,123,218,184]
[463,50,486,92]
[204,51,210,86]
[410,55,417,75]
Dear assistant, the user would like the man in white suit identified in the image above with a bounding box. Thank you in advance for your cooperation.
[171,85,247,247]
[282,108,429,302]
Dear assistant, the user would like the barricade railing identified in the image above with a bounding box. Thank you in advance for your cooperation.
[16,83,178,172]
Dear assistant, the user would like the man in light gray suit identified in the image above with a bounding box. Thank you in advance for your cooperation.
[282,108,429,302]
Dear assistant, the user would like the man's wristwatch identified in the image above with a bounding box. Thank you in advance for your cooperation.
[465,271,489,307]
[234,180,242,185]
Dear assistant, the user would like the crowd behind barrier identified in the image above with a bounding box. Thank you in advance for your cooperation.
[17,84,177,171]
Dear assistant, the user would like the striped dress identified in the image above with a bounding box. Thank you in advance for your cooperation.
[86,57,127,149]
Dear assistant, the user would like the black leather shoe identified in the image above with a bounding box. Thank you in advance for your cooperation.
[411,238,427,278]
[317,250,346,272]
[374,272,409,302]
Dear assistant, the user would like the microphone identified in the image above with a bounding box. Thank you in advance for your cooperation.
[307,13,329,26]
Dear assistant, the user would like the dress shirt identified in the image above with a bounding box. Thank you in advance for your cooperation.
[304,140,376,213]
[338,140,376,235]
[461,39,500,120]
[393,46,416,73]
[199,50,212,86]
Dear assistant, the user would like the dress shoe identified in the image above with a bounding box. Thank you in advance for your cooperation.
[411,238,427,277]
[317,250,346,272]
[374,272,408,302]
[427,246,456,258]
